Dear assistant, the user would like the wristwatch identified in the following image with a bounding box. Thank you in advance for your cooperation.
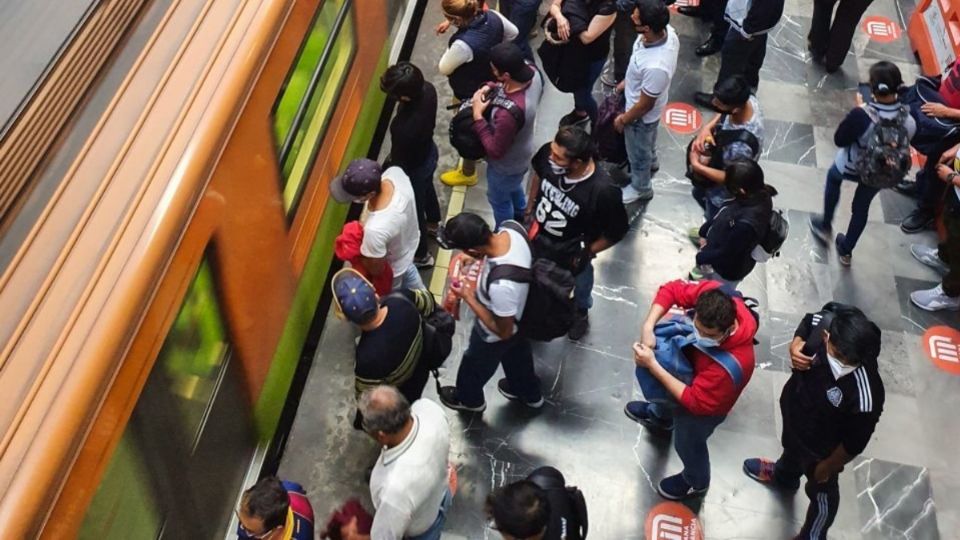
[948,172,959,185]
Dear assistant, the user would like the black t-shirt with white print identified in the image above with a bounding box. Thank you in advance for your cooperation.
[530,143,629,247]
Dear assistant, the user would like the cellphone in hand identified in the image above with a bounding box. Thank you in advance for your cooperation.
[857,82,874,105]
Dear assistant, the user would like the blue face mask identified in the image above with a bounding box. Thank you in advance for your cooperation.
[692,325,721,348]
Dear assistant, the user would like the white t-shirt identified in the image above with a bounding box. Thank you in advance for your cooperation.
[360,167,420,276]
[476,228,531,343]
[719,95,765,162]
[370,399,451,539]
[625,26,680,125]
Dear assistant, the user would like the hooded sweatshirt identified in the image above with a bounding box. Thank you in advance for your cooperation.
[653,280,758,416]
[334,221,394,296]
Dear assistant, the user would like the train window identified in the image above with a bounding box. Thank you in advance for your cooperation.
[80,257,255,539]
[273,0,357,216]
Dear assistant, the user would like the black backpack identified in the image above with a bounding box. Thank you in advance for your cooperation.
[449,86,526,161]
[484,221,577,342]
[685,116,761,188]
[855,105,911,189]
[527,467,588,540]
[752,209,789,262]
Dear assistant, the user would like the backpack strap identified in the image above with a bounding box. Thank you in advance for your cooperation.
[490,92,527,132]
[691,344,745,387]
[568,486,589,539]
[484,263,533,296]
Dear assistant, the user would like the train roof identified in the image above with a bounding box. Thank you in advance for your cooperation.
[0,0,289,534]
[0,0,99,137]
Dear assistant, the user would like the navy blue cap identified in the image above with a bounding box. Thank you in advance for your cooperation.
[330,159,383,203]
[332,268,378,324]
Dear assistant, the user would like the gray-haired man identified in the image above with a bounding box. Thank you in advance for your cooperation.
[343,386,452,540]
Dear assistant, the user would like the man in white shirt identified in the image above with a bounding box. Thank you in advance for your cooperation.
[343,386,452,540]
[331,158,425,290]
[435,212,543,412]
[614,0,679,204]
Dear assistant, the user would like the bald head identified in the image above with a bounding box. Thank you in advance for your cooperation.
[358,385,411,435]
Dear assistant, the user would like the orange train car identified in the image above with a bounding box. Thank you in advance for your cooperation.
[0,0,421,536]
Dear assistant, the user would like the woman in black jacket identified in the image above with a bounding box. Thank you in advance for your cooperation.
[544,0,618,126]
[691,160,777,287]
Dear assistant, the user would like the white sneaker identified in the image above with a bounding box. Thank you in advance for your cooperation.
[910,284,960,311]
[910,244,949,274]
[621,185,654,204]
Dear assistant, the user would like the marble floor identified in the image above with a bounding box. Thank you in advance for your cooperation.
[279,0,960,538]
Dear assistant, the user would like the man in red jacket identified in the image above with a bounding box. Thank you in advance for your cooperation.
[626,279,758,500]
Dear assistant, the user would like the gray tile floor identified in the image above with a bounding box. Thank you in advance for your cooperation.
[279,1,960,538]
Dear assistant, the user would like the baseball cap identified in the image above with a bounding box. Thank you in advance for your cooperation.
[330,158,383,203]
[490,42,534,83]
[332,268,379,324]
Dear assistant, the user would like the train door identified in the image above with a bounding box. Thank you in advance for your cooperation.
[79,259,256,539]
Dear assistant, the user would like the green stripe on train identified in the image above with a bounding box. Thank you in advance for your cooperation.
[253,49,392,439]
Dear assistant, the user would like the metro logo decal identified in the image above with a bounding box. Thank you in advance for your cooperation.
[645,502,703,540]
[861,16,902,43]
[669,0,700,12]
[662,103,702,135]
[921,326,960,375]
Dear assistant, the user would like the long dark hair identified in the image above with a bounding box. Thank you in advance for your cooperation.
[725,160,777,200]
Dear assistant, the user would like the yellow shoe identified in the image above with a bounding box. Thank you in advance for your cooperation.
[440,165,478,187]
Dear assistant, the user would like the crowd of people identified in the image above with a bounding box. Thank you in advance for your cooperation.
[235,0,960,538]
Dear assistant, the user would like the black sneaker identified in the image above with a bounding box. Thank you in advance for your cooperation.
[893,180,920,197]
[567,310,589,340]
[624,401,673,432]
[559,111,590,128]
[900,209,935,234]
[496,379,544,408]
[438,386,486,413]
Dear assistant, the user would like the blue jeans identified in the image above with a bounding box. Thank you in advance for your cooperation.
[574,260,594,311]
[405,488,453,540]
[455,323,541,407]
[573,59,606,122]
[486,165,527,226]
[648,403,726,489]
[624,120,659,194]
[501,0,539,59]
[822,164,880,254]
[393,264,426,291]
[692,184,734,221]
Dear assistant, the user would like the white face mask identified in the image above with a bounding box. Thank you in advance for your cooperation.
[826,353,857,379]
[548,157,567,176]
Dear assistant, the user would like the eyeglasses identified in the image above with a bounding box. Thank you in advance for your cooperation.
[235,511,280,540]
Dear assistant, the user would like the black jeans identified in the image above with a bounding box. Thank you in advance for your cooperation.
[706,0,730,39]
[717,29,768,90]
[406,143,442,258]
[774,440,841,540]
[808,0,873,69]
[454,323,542,406]
[613,11,637,82]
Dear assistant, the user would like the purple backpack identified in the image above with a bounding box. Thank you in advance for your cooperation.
[594,92,627,164]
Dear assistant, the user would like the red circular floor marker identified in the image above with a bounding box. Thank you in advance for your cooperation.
[861,16,902,43]
[922,326,960,375]
[645,502,704,540]
[669,0,700,12]
[662,103,702,135]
